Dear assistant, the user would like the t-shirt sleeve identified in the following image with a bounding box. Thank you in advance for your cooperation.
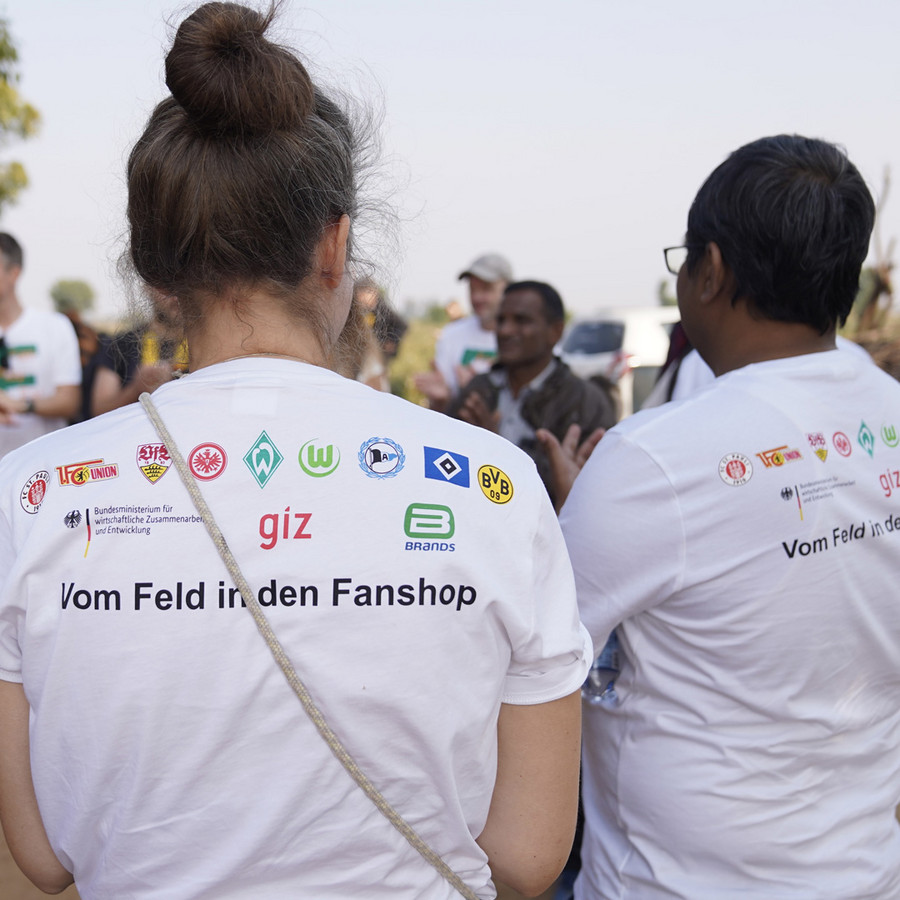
[559,430,685,652]
[502,488,592,705]
[0,503,23,683]
[52,314,83,388]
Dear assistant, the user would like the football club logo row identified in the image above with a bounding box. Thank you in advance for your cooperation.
[21,436,514,514]
[246,434,513,505]
[719,423,899,487]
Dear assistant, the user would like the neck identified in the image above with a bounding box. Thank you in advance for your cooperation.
[704,317,837,376]
[0,293,22,330]
[507,356,554,396]
[185,291,330,371]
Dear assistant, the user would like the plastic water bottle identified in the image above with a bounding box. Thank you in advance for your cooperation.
[582,630,620,706]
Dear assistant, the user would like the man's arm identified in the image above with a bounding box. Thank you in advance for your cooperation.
[0,681,74,893]
[0,385,80,425]
[477,692,581,897]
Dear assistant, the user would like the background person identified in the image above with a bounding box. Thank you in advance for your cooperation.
[0,5,589,898]
[0,233,80,456]
[560,135,900,900]
[449,281,614,509]
[415,252,512,411]
[90,292,186,417]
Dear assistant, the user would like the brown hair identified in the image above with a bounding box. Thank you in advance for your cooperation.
[126,2,362,330]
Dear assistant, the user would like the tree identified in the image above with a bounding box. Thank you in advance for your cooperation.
[657,278,677,307]
[50,279,95,315]
[0,16,40,213]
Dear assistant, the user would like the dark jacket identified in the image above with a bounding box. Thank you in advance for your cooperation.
[449,357,618,504]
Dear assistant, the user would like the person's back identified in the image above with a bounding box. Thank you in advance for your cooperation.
[1,359,586,898]
[0,6,588,897]
[567,348,900,898]
[561,135,900,899]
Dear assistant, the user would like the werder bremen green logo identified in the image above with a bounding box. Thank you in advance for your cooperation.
[298,439,340,477]
[244,430,283,487]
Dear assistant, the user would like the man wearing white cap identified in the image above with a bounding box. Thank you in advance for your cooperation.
[415,252,512,411]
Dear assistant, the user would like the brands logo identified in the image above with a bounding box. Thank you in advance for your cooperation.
[756,446,802,468]
[244,431,283,487]
[188,443,227,480]
[718,453,752,486]
[424,447,470,487]
[20,470,49,514]
[780,486,794,501]
[404,503,455,538]
[299,439,340,478]
[359,437,405,478]
[56,459,119,486]
[478,465,514,503]
[832,431,852,457]
[137,443,172,483]
[64,509,82,528]
[858,421,875,458]
[259,506,312,550]
[882,425,899,448]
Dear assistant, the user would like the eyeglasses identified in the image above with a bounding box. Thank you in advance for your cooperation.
[663,245,689,276]
[0,336,7,370]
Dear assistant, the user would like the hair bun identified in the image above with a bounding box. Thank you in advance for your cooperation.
[165,2,315,135]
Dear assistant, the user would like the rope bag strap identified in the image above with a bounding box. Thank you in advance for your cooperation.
[139,392,478,900]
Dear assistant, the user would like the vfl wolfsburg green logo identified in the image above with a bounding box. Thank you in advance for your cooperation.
[244,430,283,487]
[298,439,340,477]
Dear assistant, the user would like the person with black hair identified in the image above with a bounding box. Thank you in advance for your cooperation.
[560,135,900,899]
[448,281,616,509]
[0,6,589,898]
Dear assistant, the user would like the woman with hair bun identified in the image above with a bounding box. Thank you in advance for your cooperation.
[0,4,589,899]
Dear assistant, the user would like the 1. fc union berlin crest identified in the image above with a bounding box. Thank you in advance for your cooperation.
[137,443,172,483]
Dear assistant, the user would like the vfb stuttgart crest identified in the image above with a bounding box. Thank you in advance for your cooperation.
[137,443,172,483]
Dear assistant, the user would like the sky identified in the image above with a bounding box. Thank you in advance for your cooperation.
[2,0,900,322]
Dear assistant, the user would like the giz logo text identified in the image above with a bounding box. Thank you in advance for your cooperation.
[259,506,312,549]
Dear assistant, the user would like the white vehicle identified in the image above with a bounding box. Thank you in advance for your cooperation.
[560,305,681,417]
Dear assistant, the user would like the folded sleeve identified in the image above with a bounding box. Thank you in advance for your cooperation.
[0,504,23,682]
[559,430,685,652]
[502,486,592,704]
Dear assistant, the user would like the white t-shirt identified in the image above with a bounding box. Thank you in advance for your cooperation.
[644,336,872,409]
[0,307,82,457]
[561,350,900,900]
[0,358,590,900]
[434,316,497,395]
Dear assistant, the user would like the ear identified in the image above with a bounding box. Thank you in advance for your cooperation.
[698,242,731,305]
[315,215,351,290]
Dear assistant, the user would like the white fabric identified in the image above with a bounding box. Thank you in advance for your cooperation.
[0,358,590,900]
[434,316,497,395]
[561,350,900,900]
[667,348,713,402]
[644,336,871,410]
[0,307,82,457]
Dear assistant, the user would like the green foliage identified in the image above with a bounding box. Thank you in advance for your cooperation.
[388,317,443,401]
[420,303,451,326]
[657,279,678,307]
[50,279,95,314]
[0,16,40,213]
